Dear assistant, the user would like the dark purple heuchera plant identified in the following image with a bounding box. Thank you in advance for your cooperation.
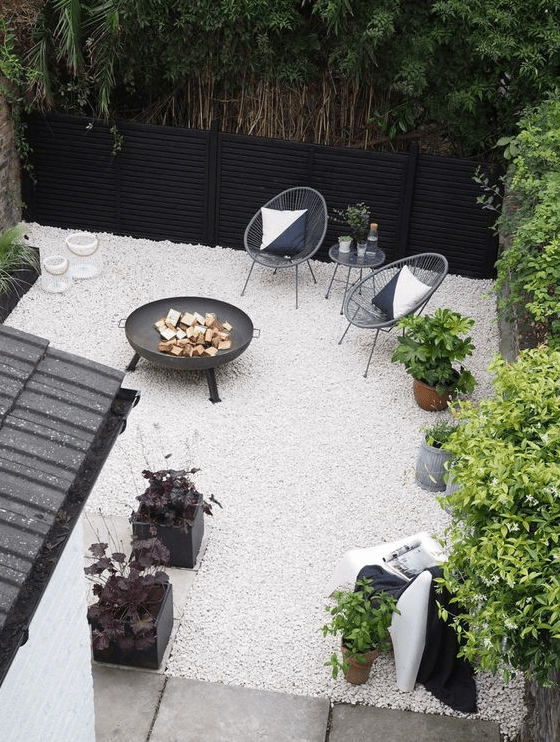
[131,468,222,530]
[85,536,170,651]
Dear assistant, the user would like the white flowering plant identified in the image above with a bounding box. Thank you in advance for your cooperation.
[438,344,560,685]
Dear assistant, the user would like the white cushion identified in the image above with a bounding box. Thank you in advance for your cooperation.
[393,265,431,318]
[260,207,307,256]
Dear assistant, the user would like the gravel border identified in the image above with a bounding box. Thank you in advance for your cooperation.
[9,223,526,739]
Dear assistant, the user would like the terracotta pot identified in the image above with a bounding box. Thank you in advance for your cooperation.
[341,645,379,684]
[413,377,455,411]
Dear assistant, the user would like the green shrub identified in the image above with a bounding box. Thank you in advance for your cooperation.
[439,344,560,685]
[495,96,560,347]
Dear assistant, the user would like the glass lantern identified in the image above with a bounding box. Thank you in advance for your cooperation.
[41,255,73,293]
[65,232,103,278]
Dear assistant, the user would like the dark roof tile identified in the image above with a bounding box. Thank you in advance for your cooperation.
[0,324,138,686]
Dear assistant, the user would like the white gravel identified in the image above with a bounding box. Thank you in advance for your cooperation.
[9,223,525,739]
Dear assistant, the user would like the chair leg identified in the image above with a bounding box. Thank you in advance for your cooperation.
[306,260,317,285]
[241,261,256,297]
[295,263,299,309]
[338,322,352,345]
[363,330,380,378]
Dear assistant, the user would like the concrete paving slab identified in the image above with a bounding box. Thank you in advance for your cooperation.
[93,665,165,742]
[149,678,330,742]
[329,704,500,742]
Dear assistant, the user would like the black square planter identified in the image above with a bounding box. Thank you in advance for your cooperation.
[0,247,40,323]
[132,503,204,569]
[91,581,173,670]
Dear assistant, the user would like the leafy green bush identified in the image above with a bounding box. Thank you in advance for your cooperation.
[495,96,560,347]
[439,344,560,685]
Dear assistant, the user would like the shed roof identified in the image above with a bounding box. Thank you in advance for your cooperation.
[0,324,138,685]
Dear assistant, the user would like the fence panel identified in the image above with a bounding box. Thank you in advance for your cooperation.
[23,113,498,278]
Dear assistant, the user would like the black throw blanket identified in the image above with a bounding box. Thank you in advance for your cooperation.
[356,564,477,713]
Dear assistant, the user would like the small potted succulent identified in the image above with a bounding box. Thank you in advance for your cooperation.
[130,467,221,568]
[337,235,353,254]
[0,225,40,322]
[391,308,477,410]
[321,578,397,684]
[84,536,173,669]
[416,418,457,492]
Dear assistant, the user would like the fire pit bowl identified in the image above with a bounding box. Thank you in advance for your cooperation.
[124,296,255,402]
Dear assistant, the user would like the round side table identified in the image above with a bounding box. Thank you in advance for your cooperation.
[325,244,385,313]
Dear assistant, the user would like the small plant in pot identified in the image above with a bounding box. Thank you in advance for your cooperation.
[333,202,370,243]
[390,308,477,410]
[0,225,40,322]
[130,467,222,568]
[337,234,353,253]
[416,418,458,492]
[85,536,173,669]
[321,578,397,684]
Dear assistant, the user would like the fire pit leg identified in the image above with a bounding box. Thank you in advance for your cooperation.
[205,368,221,403]
[126,352,141,372]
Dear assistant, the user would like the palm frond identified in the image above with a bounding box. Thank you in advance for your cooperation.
[52,0,83,73]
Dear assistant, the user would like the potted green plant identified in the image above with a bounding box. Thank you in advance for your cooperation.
[321,578,397,684]
[391,308,477,410]
[84,536,173,669]
[130,467,222,568]
[337,235,353,254]
[416,418,457,492]
[0,225,40,322]
[333,202,370,244]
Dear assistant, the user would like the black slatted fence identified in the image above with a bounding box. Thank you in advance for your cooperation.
[23,113,498,278]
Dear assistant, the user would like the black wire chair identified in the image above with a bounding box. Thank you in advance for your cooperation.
[339,253,449,377]
[241,187,328,309]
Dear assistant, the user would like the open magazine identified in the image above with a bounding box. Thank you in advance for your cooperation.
[382,533,446,581]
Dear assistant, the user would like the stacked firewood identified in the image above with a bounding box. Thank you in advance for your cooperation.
[155,308,232,357]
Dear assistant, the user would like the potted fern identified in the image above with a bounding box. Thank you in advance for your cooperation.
[391,308,477,410]
[130,467,221,568]
[0,225,40,322]
[322,578,397,684]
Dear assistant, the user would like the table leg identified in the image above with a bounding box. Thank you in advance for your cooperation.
[325,264,339,300]
[205,368,222,403]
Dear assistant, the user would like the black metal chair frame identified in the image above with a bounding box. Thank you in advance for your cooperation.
[241,187,328,309]
[339,252,449,377]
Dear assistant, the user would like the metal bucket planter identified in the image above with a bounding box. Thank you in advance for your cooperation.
[91,582,173,669]
[132,503,204,569]
[415,435,452,492]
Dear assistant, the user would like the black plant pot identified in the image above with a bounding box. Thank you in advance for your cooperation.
[91,582,173,669]
[132,503,204,569]
[0,247,40,323]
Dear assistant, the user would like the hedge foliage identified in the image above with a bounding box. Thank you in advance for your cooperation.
[3,0,560,156]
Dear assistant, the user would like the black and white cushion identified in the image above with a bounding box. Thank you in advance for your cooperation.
[260,207,307,257]
[373,265,431,319]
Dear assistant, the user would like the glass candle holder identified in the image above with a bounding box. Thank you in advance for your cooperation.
[41,255,73,293]
[65,232,103,278]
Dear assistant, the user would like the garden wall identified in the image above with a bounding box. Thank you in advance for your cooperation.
[22,113,499,279]
[0,521,95,742]
[0,87,22,230]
